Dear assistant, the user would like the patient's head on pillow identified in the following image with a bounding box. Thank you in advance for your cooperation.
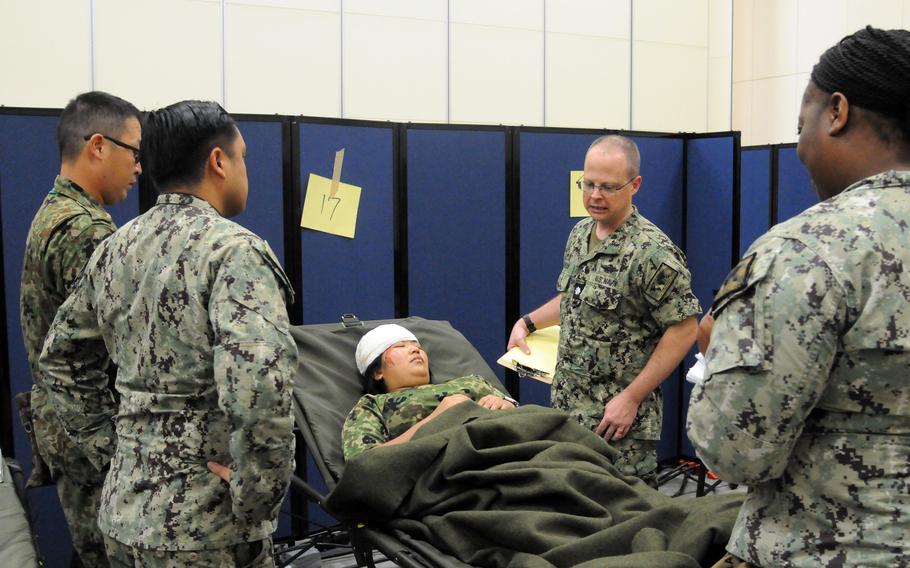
[356,324,430,394]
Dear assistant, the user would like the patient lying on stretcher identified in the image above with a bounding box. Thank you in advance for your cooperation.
[342,323,515,460]
[330,324,741,568]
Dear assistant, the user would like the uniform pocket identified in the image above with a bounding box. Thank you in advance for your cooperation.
[580,283,620,311]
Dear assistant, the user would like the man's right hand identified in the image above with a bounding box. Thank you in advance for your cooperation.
[507,319,532,355]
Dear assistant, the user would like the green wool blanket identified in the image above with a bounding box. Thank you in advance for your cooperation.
[326,403,743,568]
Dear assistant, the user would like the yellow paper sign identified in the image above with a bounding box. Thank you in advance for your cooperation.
[300,173,362,239]
[569,170,588,218]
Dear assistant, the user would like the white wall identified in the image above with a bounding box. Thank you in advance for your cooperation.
[0,0,731,133]
[732,0,910,146]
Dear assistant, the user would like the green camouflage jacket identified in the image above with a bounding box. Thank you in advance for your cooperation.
[552,209,700,438]
[688,171,910,566]
[20,176,116,476]
[38,192,297,550]
[342,375,502,460]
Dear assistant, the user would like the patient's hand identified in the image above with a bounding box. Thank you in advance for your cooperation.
[477,395,515,411]
[435,393,471,413]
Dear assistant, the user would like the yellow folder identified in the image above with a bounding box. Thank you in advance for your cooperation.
[497,326,560,384]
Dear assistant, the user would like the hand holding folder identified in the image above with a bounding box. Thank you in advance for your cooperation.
[497,326,560,383]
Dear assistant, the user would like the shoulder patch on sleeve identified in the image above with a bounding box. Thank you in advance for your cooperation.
[644,261,680,304]
[712,253,756,315]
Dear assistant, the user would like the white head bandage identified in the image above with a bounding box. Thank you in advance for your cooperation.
[355,324,419,375]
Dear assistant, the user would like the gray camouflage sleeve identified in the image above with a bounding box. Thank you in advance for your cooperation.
[687,238,846,484]
[209,238,297,525]
[37,273,116,471]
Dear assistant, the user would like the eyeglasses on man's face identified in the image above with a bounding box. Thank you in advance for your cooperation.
[575,175,637,195]
[84,133,141,164]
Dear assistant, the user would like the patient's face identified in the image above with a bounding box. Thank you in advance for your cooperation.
[376,340,430,392]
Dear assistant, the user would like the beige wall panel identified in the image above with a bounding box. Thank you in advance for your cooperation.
[546,34,630,129]
[225,2,340,116]
[0,0,91,107]
[343,13,446,122]
[634,0,708,47]
[846,0,903,32]
[750,75,798,145]
[732,81,753,145]
[94,0,222,110]
[709,0,732,58]
[708,57,731,131]
[632,42,707,132]
[732,0,753,82]
[450,23,543,125]
[345,0,445,20]
[796,0,846,73]
[450,0,543,30]
[752,0,797,78]
[231,0,337,10]
[546,0,631,39]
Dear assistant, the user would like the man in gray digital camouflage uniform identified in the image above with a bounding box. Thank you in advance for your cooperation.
[688,26,910,568]
[38,100,297,567]
[509,135,700,483]
[20,91,141,567]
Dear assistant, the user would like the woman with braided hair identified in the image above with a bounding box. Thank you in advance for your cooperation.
[689,26,910,568]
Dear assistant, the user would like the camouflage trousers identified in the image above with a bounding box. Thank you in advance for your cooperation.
[32,387,109,567]
[709,552,759,568]
[607,436,658,485]
[103,535,275,568]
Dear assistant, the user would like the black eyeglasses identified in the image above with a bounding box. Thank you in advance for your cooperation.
[575,175,637,195]
[83,134,141,163]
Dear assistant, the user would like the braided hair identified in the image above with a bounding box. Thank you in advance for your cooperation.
[811,26,910,144]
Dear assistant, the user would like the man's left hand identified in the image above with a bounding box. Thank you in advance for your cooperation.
[595,392,640,441]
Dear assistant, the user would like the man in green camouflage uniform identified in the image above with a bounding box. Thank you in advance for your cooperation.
[688,27,910,567]
[38,101,296,566]
[509,136,700,482]
[19,91,141,567]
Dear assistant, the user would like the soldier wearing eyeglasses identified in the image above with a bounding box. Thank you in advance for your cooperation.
[508,135,699,484]
[19,90,141,567]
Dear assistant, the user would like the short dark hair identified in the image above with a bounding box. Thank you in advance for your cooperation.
[811,26,910,145]
[361,358,386,395]
[141,100,238,193]
[57,91,140,161]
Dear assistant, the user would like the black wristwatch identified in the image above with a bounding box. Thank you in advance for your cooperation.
[521,314,537,334]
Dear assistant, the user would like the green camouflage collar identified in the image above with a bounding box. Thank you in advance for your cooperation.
[155,191,220,215]
[841,170,910,194]
[51,175,105,211]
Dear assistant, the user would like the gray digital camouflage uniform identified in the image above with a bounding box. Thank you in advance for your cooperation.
[688,171,910,567]
[342,375,502,460]
[38,192,297,554]
[553,209,700,479]
[20,175,116,566]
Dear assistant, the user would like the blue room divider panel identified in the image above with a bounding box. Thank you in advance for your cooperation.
[0,112,139,568]
[298,121,395,324]
[740,147,772,255]
[682,135,736,458]
[776,145,817,223]
[232,119,286,264]
[633,135,686,460]
[298,121,395,531]
[517,129,686,459]
[516,130,592,407]
[407,127,507,382]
